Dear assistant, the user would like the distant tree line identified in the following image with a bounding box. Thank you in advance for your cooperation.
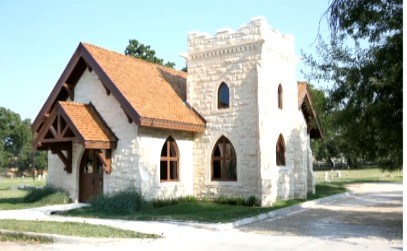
[0,107,47,173]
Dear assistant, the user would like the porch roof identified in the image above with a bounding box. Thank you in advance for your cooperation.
[34,101,117,150]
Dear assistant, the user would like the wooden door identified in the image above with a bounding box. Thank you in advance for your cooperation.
[79,150,103,202]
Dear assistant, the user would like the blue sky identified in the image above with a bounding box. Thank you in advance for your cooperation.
[0,0,331,121]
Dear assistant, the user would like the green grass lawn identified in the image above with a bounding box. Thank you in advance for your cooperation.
[0,177,47,210]
[0,177,46,190]
[0,231,53,244]
[0,220,158,239]
[64,182,347,223]
[314,168,403,184]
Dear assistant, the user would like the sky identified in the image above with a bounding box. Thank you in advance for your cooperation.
[0,0,331,121]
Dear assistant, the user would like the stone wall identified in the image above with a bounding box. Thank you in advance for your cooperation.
[74,69,140,195]
[47,143,83,201]
[187,17,315,205]
[187,18,263,199]
[136,127,195,199]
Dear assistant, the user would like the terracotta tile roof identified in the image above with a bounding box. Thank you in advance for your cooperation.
[58,101,116,143]
[82,43,205,131]
[297,81,308,108]
[297,81,323,139]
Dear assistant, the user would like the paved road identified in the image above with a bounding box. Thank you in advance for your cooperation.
[0,182,403,250]
[240,183,403,248]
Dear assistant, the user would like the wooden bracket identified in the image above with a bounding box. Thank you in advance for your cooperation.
[96,149,112,174]
[52,147,72,173]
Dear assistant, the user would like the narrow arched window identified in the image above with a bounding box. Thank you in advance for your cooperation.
[211,136,237,181]
[278,84,283,109]
[160,137,179,181]
[276,134,285,166]
[218,82,230,109]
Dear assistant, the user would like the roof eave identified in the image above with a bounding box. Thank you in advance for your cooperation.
[140,117,206,133]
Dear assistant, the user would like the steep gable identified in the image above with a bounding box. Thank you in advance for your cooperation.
[298,81,323,139]
[32,42,206,136]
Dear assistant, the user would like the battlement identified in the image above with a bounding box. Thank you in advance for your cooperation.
[187,17,295,58]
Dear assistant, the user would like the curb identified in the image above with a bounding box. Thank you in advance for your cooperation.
[173,191,353,231]
[227,191,353,229]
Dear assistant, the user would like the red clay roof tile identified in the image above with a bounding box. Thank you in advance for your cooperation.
[82,43,205,131]
[58,101,116,143]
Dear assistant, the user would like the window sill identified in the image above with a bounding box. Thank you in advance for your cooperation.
[158,181,183,188]
[204,180,242,187]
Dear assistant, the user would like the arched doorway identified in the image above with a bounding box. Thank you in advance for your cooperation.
[79,150,104,202]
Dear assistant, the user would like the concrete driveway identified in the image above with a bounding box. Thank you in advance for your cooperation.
[0,182,403,251]
[240,183,403,248]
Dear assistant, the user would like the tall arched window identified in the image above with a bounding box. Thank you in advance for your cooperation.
[276,134,286,166]
[278,84,283,109]
[211,136,237,181]
[160,137,179,181]
[218,82,230,109]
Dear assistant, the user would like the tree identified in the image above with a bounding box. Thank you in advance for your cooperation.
[0,107,25,157]
[304,0,402,170]
[125,39,176,69]
[0,107,47,171]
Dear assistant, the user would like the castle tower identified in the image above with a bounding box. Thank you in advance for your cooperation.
[186,17,305,205]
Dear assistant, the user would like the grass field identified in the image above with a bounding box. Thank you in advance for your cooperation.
[0,231,53,244]
[0,179,67,210]
[314,168,403,184]
[0,220,158,239]
[0,176,46,190]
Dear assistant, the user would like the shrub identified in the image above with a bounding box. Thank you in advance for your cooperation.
[151,196,198,208]
[23,186,70,204]
[90,187,150,212]
[214,195,260,207]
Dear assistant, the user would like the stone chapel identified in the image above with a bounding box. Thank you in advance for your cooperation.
[32,17,322,206]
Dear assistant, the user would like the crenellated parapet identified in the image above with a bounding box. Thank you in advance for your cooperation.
[187,17,296,63]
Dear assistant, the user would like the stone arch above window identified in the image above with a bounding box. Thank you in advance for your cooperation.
[278,84,283,109]
[160,137,179,181]
[211,136,237,181]
[218,82,230,109]
[276,134,286,166]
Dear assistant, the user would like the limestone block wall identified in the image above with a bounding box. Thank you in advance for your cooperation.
[187,18,263,199]
[74,70,140,195]
[306,137,316,194]
[47,143,83,201]
[136,127,194,199]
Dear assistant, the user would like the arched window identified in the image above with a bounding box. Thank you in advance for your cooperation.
[211,136,237,181]
[276,134,285,166]
[278,84,283,109]
[218,82,230,109]
[160,137,179,181]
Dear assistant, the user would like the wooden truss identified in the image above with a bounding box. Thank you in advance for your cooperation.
[33,102,116,174]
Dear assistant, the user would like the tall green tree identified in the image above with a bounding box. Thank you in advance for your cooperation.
[0,107,25,158]
[0,107,47,171]
[304,0,402,170]
[125,39,176,68]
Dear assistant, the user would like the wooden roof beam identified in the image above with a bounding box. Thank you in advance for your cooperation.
[63,83,74,100]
